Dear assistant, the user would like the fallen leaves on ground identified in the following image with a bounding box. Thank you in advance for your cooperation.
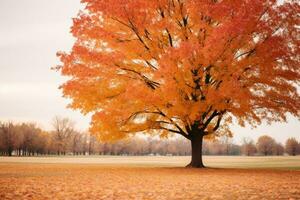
[0,163,299,200]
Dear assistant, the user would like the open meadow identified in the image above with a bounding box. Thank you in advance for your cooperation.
[1,0,300,199]
[0,156,300,199]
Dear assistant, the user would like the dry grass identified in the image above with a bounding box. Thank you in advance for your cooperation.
[1,155,300,169]
[0,156,300,199]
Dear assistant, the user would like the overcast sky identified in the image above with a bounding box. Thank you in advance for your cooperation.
[0,0,299,144]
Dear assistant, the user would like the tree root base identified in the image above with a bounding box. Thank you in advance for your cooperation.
[185,163,205,168]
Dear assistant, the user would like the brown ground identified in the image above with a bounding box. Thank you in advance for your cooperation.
[0,163,299,200]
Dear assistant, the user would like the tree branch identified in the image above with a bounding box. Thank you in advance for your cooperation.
[200,110,219,131]
[117,66,160,89]
[155,107,191,139]
[128,19,150,51]
[213,114,223,131]
[166,28,173,47]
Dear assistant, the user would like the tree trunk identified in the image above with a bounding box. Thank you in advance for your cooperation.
[186,133,204,168]
[8,148,12,157]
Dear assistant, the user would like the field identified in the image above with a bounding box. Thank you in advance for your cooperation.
[0,156,300,199]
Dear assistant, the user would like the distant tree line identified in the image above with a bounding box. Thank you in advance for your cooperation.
[0,118,299,156]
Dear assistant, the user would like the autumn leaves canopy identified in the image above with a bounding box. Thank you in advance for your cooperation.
[57,0,300,142]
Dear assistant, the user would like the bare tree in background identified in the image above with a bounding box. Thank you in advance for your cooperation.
[241,138,257,156]
[70,131,83,155]
[256,135,276,156]
[272,143,284,156]
[19,123,44,156]
[219,136,233,155]
[285,138,299,156]
[88,134,98,155]
[0,122,18,156]
[52,117,74,155]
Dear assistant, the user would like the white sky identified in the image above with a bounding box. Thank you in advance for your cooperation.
[0,0,299,144]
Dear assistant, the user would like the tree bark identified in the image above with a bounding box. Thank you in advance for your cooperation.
[8,148,12,157]
[186,133,204,168]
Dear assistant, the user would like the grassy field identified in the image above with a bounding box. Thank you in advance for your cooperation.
[0,156,300,199]
[0,155,300,169]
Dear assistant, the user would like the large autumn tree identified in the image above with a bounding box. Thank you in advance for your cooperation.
[56,0,300,167]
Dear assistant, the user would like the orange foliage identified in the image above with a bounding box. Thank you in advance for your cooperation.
[56,0,300,142]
